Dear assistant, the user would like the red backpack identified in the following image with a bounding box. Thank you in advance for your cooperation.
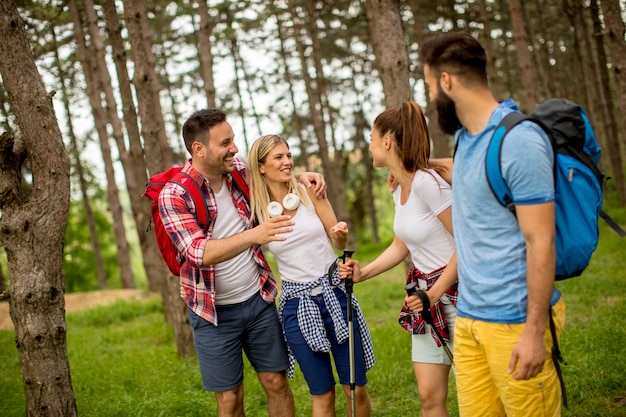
[143,166,249,276]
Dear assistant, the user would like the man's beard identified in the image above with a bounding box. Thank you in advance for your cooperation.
[434,89,462,136]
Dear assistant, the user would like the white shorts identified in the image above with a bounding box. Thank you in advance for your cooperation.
[411,294,456,366]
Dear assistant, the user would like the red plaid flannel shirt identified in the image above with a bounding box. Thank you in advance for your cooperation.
[398,265,458,346]
[158,159,276,326]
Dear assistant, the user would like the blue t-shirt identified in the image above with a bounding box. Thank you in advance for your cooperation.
[453,99,561,324]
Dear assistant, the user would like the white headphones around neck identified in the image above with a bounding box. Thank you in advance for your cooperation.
[268,193,300,217]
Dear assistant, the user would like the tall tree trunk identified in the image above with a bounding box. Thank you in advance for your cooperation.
[409,1,451,155]
[524,0,551,100]
[194,0,217,108]
[101,0,165,294]
[0,2,77,415]
[563,0,594,109]
[122,0,173,176]
[121,0,195,355]
[478,0,503,101]
[229,31,253,154]
[508,0,537,112]
[303,0,340,155]
[497,0,515,98]
[365,0,411,109]
[288,1,349,226]
[589,0,625,204]
[275,11,311,170]
[598,0,626,205]
[69,0,134,291]
[225,9,263,149]
[84,0,136,289]
[52,29,108,290]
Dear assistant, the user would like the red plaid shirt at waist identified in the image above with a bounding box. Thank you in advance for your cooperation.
[398,265,458,346]
[158,159,276,326]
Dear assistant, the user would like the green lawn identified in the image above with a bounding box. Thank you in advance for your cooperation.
[1,209,625,416]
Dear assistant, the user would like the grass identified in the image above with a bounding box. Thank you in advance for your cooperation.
[1,207,625,416]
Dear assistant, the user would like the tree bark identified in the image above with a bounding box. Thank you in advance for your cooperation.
[275,10,311,170]
[120,0,194,355]
[364,0,411,109]
[121,0,173,176]
[83,0,140,288]
[0,2,77,415]
[101,0,166,293]
[478,0,503,101]
[69,0,135,291]
[563,0,594,109]
[508,0,538,113]
[409,1,451,156]
[288,1,350,227]
[598,0,626,205]
[51,28,108,290]
[589,0,625,204]
[194,0,217,109]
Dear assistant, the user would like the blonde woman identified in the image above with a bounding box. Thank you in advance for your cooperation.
[247,135,375,417]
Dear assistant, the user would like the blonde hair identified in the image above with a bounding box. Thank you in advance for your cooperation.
[247,135,309,223]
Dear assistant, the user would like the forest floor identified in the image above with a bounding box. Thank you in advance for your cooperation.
[0,289,151,331]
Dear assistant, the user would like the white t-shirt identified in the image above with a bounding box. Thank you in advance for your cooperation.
[393,169,455,274]
[212,179,260,305]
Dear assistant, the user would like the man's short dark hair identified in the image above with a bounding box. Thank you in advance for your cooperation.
[182,109,227,154]
[420,32,488,85]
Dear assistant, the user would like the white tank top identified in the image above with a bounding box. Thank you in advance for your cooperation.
[212,179,260,305]
[267,193,338,285]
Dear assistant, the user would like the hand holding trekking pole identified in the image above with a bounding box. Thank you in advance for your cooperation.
[343,250,357,417]
[340,250,355,290]
[329,250,357,417]
[405,282,454,363]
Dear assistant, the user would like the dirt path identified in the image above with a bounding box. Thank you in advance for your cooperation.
[0,289,153,331]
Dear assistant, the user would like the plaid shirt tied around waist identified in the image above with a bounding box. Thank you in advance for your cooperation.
[398,265,458,347]
[277,269,375,379]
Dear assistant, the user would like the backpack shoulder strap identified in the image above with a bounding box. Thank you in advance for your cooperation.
[485,112,531,213]
[169,172,209,229]
[231,168,250,201]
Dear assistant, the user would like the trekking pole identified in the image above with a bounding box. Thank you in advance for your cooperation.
[405,282,454,363]
[329,250,356,417]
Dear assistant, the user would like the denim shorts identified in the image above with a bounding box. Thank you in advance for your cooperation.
[282,288,368,395]
[188,293,289,392]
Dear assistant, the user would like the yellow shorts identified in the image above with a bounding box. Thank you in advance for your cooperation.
[454,299,566,417]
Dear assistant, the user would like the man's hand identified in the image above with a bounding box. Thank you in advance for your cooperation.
[387,172,398,193]
[508,329,546,380]
[297,172,327,199]
[251,215,294,245]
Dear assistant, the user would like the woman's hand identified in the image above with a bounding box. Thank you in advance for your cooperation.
[338,258,365,282]
[329,221,348,248]
[297,172,327,199]
[405,290,436,313]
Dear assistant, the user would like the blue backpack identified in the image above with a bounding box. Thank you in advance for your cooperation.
[486,98,625,281]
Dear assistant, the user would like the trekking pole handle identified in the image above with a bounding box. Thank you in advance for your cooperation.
[328,250,355,286]
[405,282,454,363]
[405,282,431,313]
[341,250,355,291]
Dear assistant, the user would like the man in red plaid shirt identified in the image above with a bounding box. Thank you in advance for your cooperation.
[159,109,326,417]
